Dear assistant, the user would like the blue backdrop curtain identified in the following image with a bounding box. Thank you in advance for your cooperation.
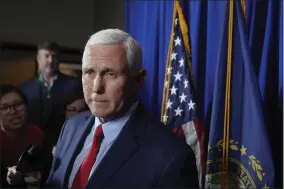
[245,0,283,186]
[124,1,173,118]
[124,0,282,187]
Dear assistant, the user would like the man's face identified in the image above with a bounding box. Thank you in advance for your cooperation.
[37,49,59,76]
[82,44,144,121]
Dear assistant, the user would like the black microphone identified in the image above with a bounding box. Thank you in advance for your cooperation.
[16,145,46,173]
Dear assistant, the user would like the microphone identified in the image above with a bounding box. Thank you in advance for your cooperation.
[16,145,45,173]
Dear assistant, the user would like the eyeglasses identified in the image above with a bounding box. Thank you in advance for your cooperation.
[0,101,25,115]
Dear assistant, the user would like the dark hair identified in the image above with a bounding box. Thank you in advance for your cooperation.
[63,89,86,108]
[38,41,60,54]
[0,84,28,106]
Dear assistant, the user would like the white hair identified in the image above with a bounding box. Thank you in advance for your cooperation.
[83,29,143,75]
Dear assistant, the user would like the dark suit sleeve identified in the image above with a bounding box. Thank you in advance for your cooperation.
[156,149,199,188]
[19,81,30,98]
[44,119,69,187]
[71,78,82,91]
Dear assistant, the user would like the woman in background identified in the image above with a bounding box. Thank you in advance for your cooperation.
[51,89,89,156]
[64,89,89,119]
[0,84,44,187]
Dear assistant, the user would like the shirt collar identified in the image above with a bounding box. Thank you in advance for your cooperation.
[94,101,139,145]
[38,73,58,87]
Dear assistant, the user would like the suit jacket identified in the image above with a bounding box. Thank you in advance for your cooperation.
[20,72,81,147]
[46,103,199,188]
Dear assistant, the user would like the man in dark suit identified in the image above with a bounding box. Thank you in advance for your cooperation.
[46,29,199,188]
[20,41,81,148]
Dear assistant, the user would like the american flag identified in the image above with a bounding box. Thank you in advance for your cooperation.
[161,1,205,187]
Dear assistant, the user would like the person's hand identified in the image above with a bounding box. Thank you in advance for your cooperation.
[7,166,24,186]
[52,146,56,156]
[24,172,41,188]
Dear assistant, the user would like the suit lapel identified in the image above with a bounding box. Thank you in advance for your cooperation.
[50,73,65,98]
[62,115,95,187]
[30,78,42,124]
[34,78,42,98]
[86,104,146,188]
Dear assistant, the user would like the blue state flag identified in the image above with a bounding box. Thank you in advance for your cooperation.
[205,1,274,188]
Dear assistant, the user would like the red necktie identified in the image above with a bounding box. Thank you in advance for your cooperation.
[72,124,103,189]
